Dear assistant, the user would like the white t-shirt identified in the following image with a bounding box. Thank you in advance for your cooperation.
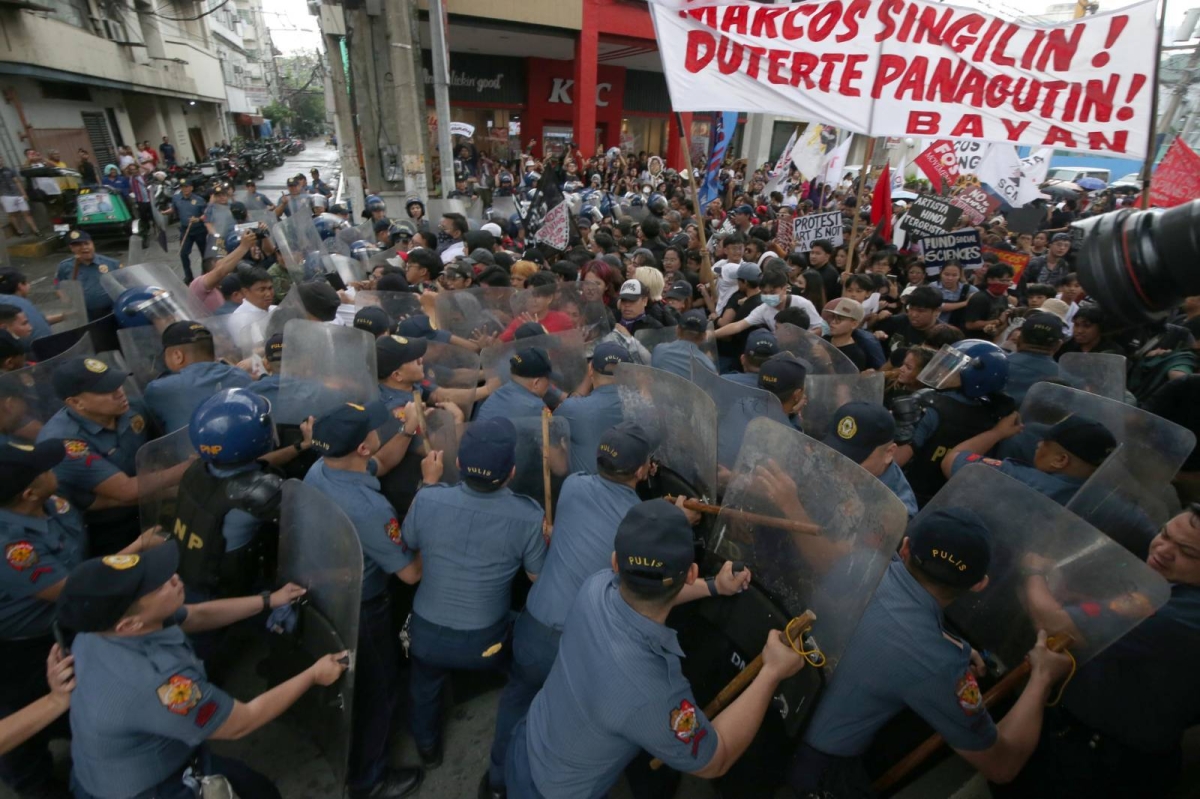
[231,301,271,322]
[743,295,822,332]
[712,259,744,315]
[440,241,465,264]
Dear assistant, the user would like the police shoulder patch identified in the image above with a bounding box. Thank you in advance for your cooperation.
[669,698,708,757]
[130,414,145,434]
[5,540,38,571]
[386,518,404,549]
[63,440,90,460]
[955,672,984,716]
[52,496,70,515]
[157,674,202,715]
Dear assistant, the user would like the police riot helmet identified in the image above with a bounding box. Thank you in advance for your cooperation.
[190,388,276,465]
[918,339,1009,399]
[313,217,335,240]
[114,287,160,328]
[647,193,668,216]
[365,194,385,211]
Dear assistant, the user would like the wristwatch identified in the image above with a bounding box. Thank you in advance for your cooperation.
[292,440,305,452]
[260,590,272,612]
[705,577,719,597]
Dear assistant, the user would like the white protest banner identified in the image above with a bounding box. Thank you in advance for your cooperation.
[821,135,852,185]
[897,194,964,239]
[647,0,1156,156]
[449,121,476,137]
[792,124,833,179]
[534,200,570,251]
[921,228,984,274]
[793,210,845,251]
[978,143,1044,208]
[1020,147,1054,184]
[765,128,800,194]
[954,140,990,174]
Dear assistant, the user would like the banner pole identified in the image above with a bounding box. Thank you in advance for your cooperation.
[1141,0,1168,210]
[677,111,714,287]
[845,136,876,273]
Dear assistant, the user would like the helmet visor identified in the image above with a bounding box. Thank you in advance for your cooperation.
[918,345,972,390]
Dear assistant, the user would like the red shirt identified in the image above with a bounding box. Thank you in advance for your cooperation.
[499,310,574,342]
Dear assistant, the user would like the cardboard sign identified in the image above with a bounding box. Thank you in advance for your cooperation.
[449,121,476,137]
[983,246,1032,283]
[793,210,844,252]
[897,195,964,240]
[921,228,984,275]
[950,186,1000,225]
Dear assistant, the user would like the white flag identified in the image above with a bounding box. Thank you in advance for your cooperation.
[978,145,1043,209]
[772,128,799,177]
[820,136,852,187]
[791,125,829,181]
[892,158,906,191]
[1019,147,1054,185]
[534,200,570,251]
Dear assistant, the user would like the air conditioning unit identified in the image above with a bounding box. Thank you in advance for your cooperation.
[233,65,243,74]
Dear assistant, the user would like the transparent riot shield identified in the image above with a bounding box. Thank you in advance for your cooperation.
[928,464,1171,672]
[327,254,365,288]
[615,362,718,503]
[634,324,718,365]
[202,313,253,367]
[490,196,519,223]
[422,342,481,484]
[802,374,886,443]
[426,199,468,220]
[117,325,166,391]
[275,320,379,425]
[435,286,516,341]
[692,364,787,468]
[126,235,149,268]
[353,290,422,323]
[774,323,858,375]
[546,285,612,347]
[505,415,570,510]
[0,335,94,444]
[1058,352,1128,401]
[101,263,211,328]
[712,417,909,670]
[135,428,197,535]
[275,479,361,789]
[22,279,86,333]
[480,329,588,396]
[206,202,237,242]
[149,194,171,253]
[1066,444,1178,559]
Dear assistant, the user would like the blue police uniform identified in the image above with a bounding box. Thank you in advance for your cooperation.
[246,191,275,209]
[553,384,624,474]
[489,473,640,786]
[38,403,151,554]
[879,461,919,518]
[68,608,239,799]
[144,362,253,434]
[401,482,544,753]
[0,496,87,793]
[1005,351,1060,406]
[909,389,979,450]
[650,339,716,380]
[508,572,719,798]
[794,558,995,792]
[304,457,415,792]
[948,452,1084,506]
[0,295,53,341]
[172,191,207,280]
[722,371,760,388]
[247,373,280,409]
[475,381,546,422]
[54,255,122,321]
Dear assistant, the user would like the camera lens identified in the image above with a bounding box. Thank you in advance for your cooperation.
[1072,200,1200,326]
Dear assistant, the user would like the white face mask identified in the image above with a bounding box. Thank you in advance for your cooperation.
[761,293,782,308]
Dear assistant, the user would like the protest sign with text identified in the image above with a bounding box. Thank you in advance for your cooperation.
[921,228,984,274]
[794,210,845,251]
[950,184,999,224]
[648,0,1156,155]
[1150,138,1200,208]
[897,195,964,239]
[982,246,1032,282]
[954,140,989,174]
[915,140,960,191]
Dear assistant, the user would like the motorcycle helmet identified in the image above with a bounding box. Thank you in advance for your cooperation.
[190,389,276,465]
[918,340,1009,399]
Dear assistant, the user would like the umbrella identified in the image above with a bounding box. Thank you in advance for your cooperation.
[1040,181,1083,199]
[892,189,920,200]
[1076,177,1107,191]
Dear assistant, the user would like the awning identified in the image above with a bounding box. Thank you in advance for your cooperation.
[235,114,265,126]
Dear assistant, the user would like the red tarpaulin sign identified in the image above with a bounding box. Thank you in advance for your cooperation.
[982,246,1032,283]
[1150,138,1200,208]
[915,140,960,192]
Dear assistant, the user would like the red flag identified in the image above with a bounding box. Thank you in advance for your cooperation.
[914,140,959,192]
[872,164,892,242]
[1150,138,1200,208]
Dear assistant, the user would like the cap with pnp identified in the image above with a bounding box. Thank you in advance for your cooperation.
[758,354,808,395]
[53,356,127,400]
[510,347,552,378]
[677,309,708,333]
[161,321,212,348]
[592,342,632,376]
[823,401,895,464]
[354,306,393,337]
[0,440,66,504]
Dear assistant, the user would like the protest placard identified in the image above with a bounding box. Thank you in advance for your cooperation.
[915,140,960,191]
[648,0,1156,155]
[954,141,989,174]
[1150,138,1200,208]
[449,121,476,137]
[950,185,999,225]
[793,210,844,251]
[921,228,984,275]
[983,246,1032,283]
[897,195,964,240]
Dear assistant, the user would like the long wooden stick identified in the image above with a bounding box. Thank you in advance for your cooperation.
[541,406,553,532]
[675,112,712,288]
[651,609,819,770]
[871,636,1072,792]
[844,137,876,273]
[665,495,821,537]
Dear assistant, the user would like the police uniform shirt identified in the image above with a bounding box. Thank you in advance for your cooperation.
[69,608,235,797]
[1005,351,1060,406]
[377,381,435,413]
[524,572,719,797]
[0,295,53,341]
[525,474,639,630]
[553,384,624,475]
[304,459,413,602]
[37,404,151,510]
[54,254,122,318]
[170,192,205,231]
[948,452,1084,507]
[0,497,86,639]
[145,361,254,433]
[401,483,544,631]
[721,371,759,388]
[878,461,919,518]
[650,339,717,380]
[909,390,979,450]
[475,380,546,423]
[248,373,280,408]
[802,558,997,757]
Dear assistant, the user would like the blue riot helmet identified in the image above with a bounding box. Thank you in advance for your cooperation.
[189,388,276,465]
[628,194,645,209]
[313,216,334,240]
[114,287,158,328]
[647,193,668,216]
[350,239,379,256]
[365,194,385,211]
[918,339,1009,399]
[499,173,514,186]
[224,231,242,254]
[579,205,601,225]
[509,213,525,236]
[599,193,617,219]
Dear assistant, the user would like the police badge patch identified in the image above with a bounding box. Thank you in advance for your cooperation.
[5,541,37,571]
[63,440,90,460]
[956,672,984,715]
[157,675,202,715]
[670,699,708,756]
[130,415,145,434]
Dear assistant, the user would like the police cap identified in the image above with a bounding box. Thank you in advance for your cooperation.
[57,545,179,633]
[909,507,992,587]
[376,335,427,379]
[459,418,517,485]
[597,422,651,473]
[510,347,551,378]
[614,500,695,589]
[0,440,65,504]
[311,401,391,457]
[823,401,895,464]
[52,356,127,400]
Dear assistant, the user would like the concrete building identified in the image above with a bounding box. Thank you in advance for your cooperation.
[211,0,279,139]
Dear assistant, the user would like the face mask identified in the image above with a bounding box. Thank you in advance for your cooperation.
[987,283,1009,297]
[762,294,782,308]
[436,231,453,246]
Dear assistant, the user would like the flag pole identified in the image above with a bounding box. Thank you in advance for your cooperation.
[845,136,877,274]
[676,111,714,287]
[1141,0,1168,210]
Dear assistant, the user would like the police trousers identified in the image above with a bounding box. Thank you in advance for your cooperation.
[407,613,511,752]
[70,749,280,799]
[178,225,207,281]
[503,717,547,799]
[488,610,561,788]
[348,593,399,793]
[0,635,66,793]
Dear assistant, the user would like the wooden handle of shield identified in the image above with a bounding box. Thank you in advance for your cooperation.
[663,495,821,537]
[650,610,819,771]
[411,393,427,438]
[541,407,553,535]
[871,634,1074,793]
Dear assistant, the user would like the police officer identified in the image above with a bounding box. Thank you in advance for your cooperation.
[38,357,191,555]
[303,401,424,799]
[168,181,206,283]
[722,330,779,388]
[354,306,393,339]
[475,348,553,422]
[896,339,1014,507]
[823,401,919,518]
[400,418,544,770]
[54,231,121,321]
[376,333,482,417]
[650,310,717,379]
[243,180,274,211]
[791,508,1073,795]
[758,354,808,431]
[143,321,253,434]
[942,414,1117,507]
[247,334,285,408]
[57,545,345,799]
[505,499,804,798]
[0,268,58,342]
[553,342,631,475]
[1006,312,1063,405]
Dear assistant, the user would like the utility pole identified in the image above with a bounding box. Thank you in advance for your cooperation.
[324,29,365,216]
[345,7,386,194]
[384,0,429,200]
[428,0,455,197]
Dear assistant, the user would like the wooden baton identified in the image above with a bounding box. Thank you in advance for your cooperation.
[541,407,553,536]
[664,495,821,537]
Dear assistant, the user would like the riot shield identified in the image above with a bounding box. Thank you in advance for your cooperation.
[126,236,149,269]
[202,313,253,366]
[634,324,718,365]
[1058,352,1128,401]
[353,290,422,323]
[101,263,211,328]
[22,279,86,333]
[489,195,519,223]
[275,479,361,788]
[712,417,909,670]
[774,323,858,375]
[327,254,365,288]
[434,286,516,341]
[0,334,94,444]
[801,374,886,443]
[422,342,481,484]
[117,325,166,391]
[505,415,570,510]
[206,202,237,242]
[426,199,468,220]
[691,365,787,468]
[928,464,1170,672]
[275,320,379,425]
[546,285,612,346]
[240,191,276,228]
[480,329,588,396]
[615,362,718,503]
[135,428,197,535]
[1066,444,1178,559]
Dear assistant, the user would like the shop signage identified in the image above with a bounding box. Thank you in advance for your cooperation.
[547,78,613,107]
